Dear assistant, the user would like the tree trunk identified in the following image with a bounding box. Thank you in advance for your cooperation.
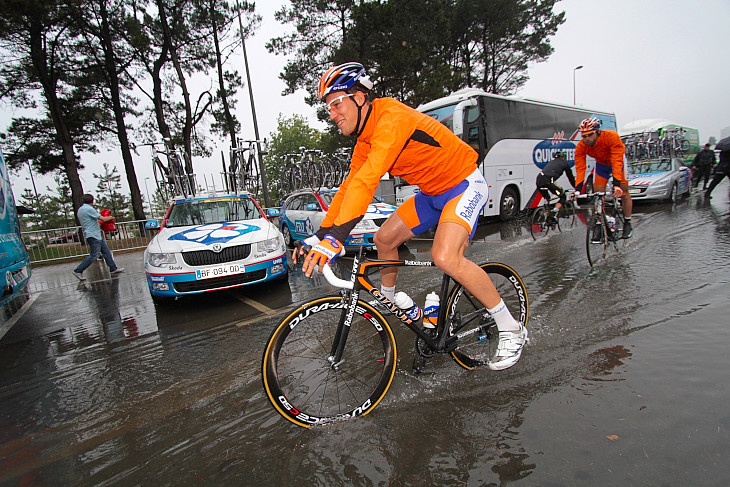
[28,17,84,214]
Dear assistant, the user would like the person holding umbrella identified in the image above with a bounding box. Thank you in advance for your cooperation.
[705,137,730,199]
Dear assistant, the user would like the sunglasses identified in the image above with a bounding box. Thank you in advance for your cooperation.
[325,93,355,112]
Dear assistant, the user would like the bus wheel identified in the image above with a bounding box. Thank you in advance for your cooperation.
[499,187,519,221]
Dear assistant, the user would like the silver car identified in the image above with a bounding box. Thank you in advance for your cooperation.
[626,158,691,202]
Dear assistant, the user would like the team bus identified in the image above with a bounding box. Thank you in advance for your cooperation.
[0,147,32,340]
[395,88,617,220]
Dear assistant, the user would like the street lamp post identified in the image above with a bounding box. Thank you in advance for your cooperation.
[573,65,583,105]
[144,178,152,217]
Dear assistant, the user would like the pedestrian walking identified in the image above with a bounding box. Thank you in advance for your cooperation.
[692,143,716,190]
[72,194,124,281]
[705,149,730,199]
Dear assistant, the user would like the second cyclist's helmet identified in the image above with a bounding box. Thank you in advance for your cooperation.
[554,151,567,159]
[318,62,373,101]
[578,117,601,135]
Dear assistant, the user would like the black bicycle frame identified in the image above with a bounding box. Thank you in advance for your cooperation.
[327,248,471,367]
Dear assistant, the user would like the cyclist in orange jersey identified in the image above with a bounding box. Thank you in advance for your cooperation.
[294,62,527,371]
[574,117,634,238]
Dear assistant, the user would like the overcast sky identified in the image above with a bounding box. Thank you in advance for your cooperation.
[4,0,729,200]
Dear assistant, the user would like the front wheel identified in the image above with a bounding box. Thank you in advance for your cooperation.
[445,263,529,370]
[560,201,577,228]
[262,296,397,427]
[281,224,294,247]
[499,187,519,221]
[586,213,608,267]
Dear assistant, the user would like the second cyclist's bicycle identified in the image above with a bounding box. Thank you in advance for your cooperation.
[262,251,529,428]
[530,193,577,240]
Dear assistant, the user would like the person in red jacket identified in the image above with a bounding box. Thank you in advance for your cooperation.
[294,62,527,371]
[574,117,634,239]
[100,208,116,238]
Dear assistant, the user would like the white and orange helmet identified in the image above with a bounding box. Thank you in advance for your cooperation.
[317,62,373,101]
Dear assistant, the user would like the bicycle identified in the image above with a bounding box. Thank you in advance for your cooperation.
[261,250,529,427]
[530,192,577,239]
[580,191,627,266]
[228,138,263,196]
[152,138,195,201]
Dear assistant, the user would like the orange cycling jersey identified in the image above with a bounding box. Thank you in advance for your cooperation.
[319,97,478,243]
[575,129,626,187]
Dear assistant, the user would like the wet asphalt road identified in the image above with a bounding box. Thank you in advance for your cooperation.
[1,181,729,486]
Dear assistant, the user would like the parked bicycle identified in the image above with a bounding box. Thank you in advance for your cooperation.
[261,249,529,427]
[529,193,577,240]
[579,191,627,266]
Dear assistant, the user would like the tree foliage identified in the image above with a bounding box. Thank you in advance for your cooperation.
[0,0,261,219]
[270,0,565,107]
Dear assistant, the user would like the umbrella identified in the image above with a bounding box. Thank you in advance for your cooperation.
[715,136,730,151]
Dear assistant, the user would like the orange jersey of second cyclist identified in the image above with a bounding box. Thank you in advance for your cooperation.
[574,129,626,186]
[320,97,478,241]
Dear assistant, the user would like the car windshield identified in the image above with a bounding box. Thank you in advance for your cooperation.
[628,159,672,174]
[165,197,262,227]
[319,192,383,207]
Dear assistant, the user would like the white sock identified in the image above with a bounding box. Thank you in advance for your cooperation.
[381,285,396,301]
[488,299,520,332]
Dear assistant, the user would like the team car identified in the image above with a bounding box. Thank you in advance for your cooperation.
[144,192,287,301]
[279,189,397,250]
[626,157,692,201]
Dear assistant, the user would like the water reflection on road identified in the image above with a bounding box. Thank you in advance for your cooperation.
[1,186,730,485]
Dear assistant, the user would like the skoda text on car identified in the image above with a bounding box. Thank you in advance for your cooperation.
[144,192,287,300]
[279,189,397,250]
[626,158,691,201]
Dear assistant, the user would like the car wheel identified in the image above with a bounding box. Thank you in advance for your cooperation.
[281,224,293,247]
[668,183,678,203]
[499,187,519,221]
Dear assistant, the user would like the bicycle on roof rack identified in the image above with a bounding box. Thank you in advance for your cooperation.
[151,138,196,201]
[227,138,266,196]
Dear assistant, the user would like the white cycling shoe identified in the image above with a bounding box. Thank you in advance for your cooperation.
[488,324,529,371]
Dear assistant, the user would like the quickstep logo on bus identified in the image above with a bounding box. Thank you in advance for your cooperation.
[532,140,577,169]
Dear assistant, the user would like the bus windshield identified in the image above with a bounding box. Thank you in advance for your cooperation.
[422,104,456,131]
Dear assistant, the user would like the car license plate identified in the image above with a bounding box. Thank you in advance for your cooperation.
[348,237,365,244]
[12,268,27,285]
[196,264,243,280]
[629,188,641,195]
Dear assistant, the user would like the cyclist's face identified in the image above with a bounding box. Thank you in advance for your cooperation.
[326,91,365,136]
[582,131,598,146]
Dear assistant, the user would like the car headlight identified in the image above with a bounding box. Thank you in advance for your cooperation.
[258,236,281,253]
[354,219,377,231]
[148,253,177,267]
[652,178,670,190]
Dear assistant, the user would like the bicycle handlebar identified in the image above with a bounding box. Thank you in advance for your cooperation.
[321,264,354,290]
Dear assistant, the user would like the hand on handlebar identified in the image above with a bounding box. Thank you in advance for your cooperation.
[302,235,345,277]
[613,186,624,198]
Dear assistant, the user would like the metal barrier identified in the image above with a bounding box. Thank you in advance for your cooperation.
[23,219,157,264]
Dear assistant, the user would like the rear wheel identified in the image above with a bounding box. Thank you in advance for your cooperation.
[262,297,397,427]
[445,263,529,370]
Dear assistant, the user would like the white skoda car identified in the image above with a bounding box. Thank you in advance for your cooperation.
[144,193,287,301]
